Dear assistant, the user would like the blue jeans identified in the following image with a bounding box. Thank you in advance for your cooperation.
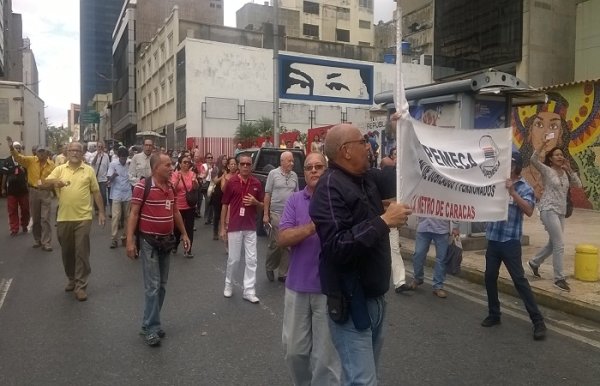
[328,296,386,386]
[485,239,543,324]
[412,232,449,290]
[139,238,171,333]
[531,209,565,280]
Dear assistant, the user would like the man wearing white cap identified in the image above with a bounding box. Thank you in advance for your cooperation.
[1,141,30,236]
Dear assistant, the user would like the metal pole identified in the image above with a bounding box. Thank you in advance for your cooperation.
[395,4,409,202]
[273,0,280,147]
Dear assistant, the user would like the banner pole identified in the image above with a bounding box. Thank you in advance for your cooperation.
[394,5,408,202]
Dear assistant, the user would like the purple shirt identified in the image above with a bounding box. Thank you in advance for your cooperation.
[279,187,322,293]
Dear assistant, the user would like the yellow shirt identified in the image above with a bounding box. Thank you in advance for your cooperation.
[11,150,55,187]
[47,163,100,221]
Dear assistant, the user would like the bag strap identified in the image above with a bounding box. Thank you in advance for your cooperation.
[180,172,189,193]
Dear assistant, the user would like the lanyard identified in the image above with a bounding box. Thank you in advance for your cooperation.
[239,174,251,198]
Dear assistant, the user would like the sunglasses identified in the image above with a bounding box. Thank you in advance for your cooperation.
[239,162,252,166]
[182,160,192,164]
[206,156,213,159]
[304,164,325,171]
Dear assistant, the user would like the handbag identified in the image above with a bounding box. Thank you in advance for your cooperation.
[181,175,199,207]
[566,188,573,218]
[445,235,463,275]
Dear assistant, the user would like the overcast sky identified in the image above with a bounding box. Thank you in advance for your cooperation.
[13,0,396,126]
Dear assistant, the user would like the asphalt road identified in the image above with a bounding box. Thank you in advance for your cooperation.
[1,203,600,385]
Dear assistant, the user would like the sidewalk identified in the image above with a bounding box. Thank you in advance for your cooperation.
[399,208,600,323]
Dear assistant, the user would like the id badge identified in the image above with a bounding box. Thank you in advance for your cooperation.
[165,200,171,210]
[239,207,245,217]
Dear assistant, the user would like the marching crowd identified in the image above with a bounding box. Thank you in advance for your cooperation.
[1,117,581,384]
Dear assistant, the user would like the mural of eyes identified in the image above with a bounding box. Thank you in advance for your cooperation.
[533,119,559,131]
[325,73,350,92]
[288,69,314,95]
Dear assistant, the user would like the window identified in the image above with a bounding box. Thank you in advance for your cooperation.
[160,82,166,104]
[359,0,373,11]
[167,33,173,55]
[154,51,159,67]
[160,43,165,63]
[303,1,319,15]
[337,7,350,21]
[336,29,350,42]
[359,20,371,29]
[303,23,319,38]
[358,41,371,46]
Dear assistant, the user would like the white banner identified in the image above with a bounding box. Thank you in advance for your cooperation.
[399,118,512,222]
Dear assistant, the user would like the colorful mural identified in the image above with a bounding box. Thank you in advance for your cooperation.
[512,81,600,210]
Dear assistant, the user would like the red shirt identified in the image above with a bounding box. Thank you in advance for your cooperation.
[170,170,196,210]
[132,178,176,236]
[222,174,264,232]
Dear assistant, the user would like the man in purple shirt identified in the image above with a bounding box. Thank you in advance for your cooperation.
[279,152,341,385]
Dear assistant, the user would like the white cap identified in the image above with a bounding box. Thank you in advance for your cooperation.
[12,141,22,147]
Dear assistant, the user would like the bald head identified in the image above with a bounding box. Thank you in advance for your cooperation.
[324,124,361,161]
[280,150,294,173]
[324,124,369,174]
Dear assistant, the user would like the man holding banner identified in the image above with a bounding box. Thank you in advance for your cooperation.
[310,123,411,385]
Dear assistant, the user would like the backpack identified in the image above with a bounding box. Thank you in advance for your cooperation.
[135,177,154,250]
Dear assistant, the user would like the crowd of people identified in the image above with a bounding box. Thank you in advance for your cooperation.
[3,119,581,384]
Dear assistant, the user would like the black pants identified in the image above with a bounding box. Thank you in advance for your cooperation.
[484,239,543,324]
[212,199,222,236]
[175,208,195,250]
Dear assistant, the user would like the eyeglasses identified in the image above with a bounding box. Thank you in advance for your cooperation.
[206,156,213,159]
[182,160,192,164]
[304,164,325,171]
[239,162,252,166]
[340,139,367,148]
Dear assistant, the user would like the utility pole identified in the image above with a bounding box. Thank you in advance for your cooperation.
[272,0,280,147]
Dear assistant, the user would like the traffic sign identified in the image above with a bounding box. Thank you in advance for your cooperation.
[80,112,100,124]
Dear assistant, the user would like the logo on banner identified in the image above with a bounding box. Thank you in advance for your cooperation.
[478,135,501,179]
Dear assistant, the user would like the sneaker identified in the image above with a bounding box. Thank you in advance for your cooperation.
[140,328,166,338]
[32,241,41,248]
[41,245,53,252]
[554,279,570,292]
[144,332,161,347]
[64,282,75,292]
[528,261,541,278]
[184,252,194,259]
[110,240,118,249]
[243,294,260,304]
[223,285,233,298]
[481,316,501,327]
[75,289,87,301]
[432,289,448,298]
[533,322,547,340]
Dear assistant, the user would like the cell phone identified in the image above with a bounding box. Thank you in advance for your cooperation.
[545,132,555,140]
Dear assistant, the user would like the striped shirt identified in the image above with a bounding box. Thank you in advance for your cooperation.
[131,178,176,236]
[486,178,535,242]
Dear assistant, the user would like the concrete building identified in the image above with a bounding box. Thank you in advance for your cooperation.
[575,0,600,80]
[236,2,300,37]
[111,0,225,145]
[1,8,23,83]
[21,38,38,95]
[79,0,122,116]
[137,7,431,153]
[67,103,80,142]
[0,81,46,157]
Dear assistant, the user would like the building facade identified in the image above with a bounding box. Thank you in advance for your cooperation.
[67,103,81,142]
[111,0,225,145]
[21,38,38,95]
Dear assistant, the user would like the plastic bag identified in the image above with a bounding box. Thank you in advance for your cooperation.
[445,235,463,275]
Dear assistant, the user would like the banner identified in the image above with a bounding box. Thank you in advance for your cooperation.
[399,118,512,222]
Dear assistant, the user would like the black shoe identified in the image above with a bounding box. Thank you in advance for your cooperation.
[278,276,287,283]
[395,283,411,293]
[554,279,570,292]
[408,279,423,290]
[140,328,166,338]
[144,332,161,347]
[266,270,274,282]
[533,322,547,341]
[527,261,541,278]
[481,316,501,327]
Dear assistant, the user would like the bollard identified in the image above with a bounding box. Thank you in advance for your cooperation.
[574,244,599,282]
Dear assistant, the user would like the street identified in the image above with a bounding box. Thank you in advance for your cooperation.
[1,204,600,385]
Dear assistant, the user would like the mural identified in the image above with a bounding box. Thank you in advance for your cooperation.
[513,81,600,210]
[279,55,374,105]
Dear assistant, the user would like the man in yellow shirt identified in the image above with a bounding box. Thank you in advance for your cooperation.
[54,144,68,166]
[7,136,55,251]
[45,142,106,301]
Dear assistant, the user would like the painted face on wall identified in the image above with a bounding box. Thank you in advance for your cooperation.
[530,111,561,150]
[285,63,370,101]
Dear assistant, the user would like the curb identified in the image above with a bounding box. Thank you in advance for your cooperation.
[400,247,600,324]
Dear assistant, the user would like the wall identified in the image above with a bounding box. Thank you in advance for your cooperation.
[512,80,600,210]
[575,0,600,81]
[181,38,431,153]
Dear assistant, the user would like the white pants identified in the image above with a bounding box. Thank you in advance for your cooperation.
[226,230,258,296]
[282,288,341,386]
[390,228,406,288]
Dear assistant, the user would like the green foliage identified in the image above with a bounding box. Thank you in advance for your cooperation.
[234,121,261,145]
[46,125,71,153]
[254,117,274,137]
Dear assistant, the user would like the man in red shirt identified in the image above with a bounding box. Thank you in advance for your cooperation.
[220,154,264,303]
[126,153,190,347]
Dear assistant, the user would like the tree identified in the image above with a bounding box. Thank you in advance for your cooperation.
[234,121,261,147]
[254,117,274,138]
[46,125,71,153]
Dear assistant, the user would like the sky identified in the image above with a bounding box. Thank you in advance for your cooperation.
[13,0,396,126]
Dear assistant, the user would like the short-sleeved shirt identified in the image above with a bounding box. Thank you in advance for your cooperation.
[47,163,100,222]
[128,152,151,185]
[265,167,298,214]
[170,170,196,210]
[131,179,176,236]
[280,187,322,293]
[108,160,132,201]
[222,174,264,232]
[91,152,110,182]
[487,178,535,242]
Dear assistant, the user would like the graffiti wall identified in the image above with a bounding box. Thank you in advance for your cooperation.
[512,81,600,210]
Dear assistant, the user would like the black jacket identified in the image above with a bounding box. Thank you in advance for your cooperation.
[309,162,391,298]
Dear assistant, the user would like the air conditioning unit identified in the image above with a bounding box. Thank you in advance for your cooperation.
[420,54,432,66]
